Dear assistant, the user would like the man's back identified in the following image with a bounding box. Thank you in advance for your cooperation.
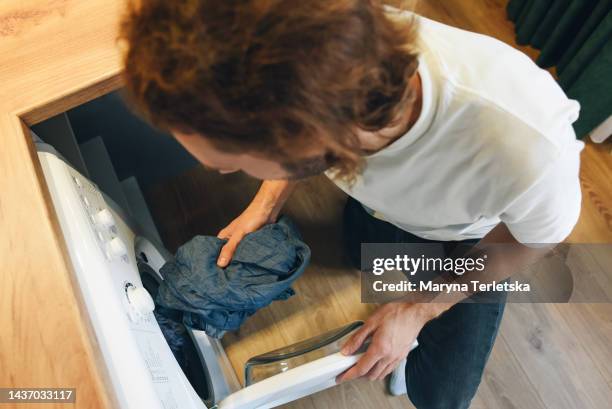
[329,12,583,244]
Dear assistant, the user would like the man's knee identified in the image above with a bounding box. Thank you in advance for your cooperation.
[403,302,504,409]
[406,378,476,409]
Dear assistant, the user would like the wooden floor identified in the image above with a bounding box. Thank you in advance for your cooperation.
[144,1,612,408]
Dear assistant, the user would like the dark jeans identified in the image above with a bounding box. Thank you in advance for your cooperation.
[343,197,506,409]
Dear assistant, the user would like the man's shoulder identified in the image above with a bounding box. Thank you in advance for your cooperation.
[435,86,580,195]
[417,15,580,147]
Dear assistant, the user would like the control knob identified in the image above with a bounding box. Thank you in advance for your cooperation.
[126,284,155,316]
[94,208,115,229]
[106,237,127,259]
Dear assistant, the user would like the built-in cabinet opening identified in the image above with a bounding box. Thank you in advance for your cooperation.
[30,90,198,246]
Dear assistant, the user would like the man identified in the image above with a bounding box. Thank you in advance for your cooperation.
[120,1,582,408]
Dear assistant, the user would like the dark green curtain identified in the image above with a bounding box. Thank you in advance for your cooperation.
[507,0,612,138]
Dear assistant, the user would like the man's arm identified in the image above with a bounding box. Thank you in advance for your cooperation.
[217,179,297,267]
[337,222,552,382]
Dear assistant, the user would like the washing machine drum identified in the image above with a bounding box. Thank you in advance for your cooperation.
[138,262,215,407]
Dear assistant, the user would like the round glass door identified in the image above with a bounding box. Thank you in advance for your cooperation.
[244,321,363,386]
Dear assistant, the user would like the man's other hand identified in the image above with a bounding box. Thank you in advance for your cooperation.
[337,303,450,382]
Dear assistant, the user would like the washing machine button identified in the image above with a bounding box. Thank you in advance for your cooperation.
[72,175,82,188]
[125,284,155,315]
[107,237,128,259]
[94,208,115,229]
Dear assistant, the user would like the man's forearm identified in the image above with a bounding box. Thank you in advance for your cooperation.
[420,224,552,307]
[413,224,553,318]
[251,180,298,220]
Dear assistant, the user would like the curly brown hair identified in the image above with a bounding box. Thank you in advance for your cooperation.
[120,0,419,178]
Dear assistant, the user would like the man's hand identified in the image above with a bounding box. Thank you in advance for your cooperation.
[337,303,451,382]
[217,180,297,267]
[217,202,276,267]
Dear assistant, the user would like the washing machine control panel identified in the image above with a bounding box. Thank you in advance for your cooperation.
[36,154,209,409]
[68,171,128,263]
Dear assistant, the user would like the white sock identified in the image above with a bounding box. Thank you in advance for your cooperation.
[388,339,418,396]
[388,357,408,396]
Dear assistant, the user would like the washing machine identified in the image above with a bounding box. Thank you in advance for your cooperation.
[36,147,375,409]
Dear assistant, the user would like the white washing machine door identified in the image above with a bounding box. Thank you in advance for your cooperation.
[218,351,362,409]
[218,322,418,409]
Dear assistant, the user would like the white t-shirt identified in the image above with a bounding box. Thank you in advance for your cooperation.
[327,13,583,244]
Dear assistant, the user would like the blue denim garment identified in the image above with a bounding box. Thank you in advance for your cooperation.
[156,216,310,338]
[154,307,188,365]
